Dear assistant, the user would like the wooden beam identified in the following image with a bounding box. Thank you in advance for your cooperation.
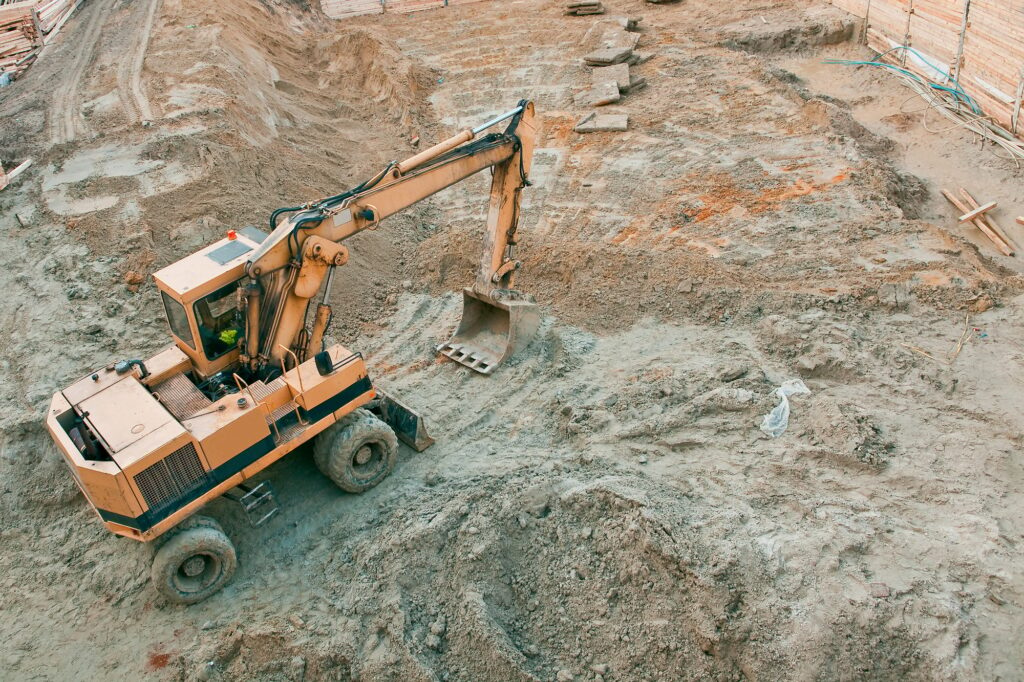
[941,189,1014,256]
[960,188,1016,252]
[0,157,31,191]
[958,201,996,223]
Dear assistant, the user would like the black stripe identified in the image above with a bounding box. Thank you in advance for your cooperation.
[98,434,275,531]
[96,375,374,533]
[305,375,373,423]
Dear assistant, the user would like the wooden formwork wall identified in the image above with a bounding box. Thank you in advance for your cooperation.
[830,0,1024,139]
[321,0,487,20]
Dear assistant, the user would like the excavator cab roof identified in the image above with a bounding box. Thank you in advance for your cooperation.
[153,227,268,302]
[152,226,269,377]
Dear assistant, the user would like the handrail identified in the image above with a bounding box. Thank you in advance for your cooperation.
[277,345,305,396]
[232,373,258,408]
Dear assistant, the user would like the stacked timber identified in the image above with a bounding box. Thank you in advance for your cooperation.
[0,0,40,78]
[36,0,83,36]
[0,0,83,81]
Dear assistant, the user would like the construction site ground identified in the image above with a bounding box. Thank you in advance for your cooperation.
[1,0,1023,679]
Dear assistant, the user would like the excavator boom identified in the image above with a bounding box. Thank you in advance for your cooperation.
[245,101,539,374]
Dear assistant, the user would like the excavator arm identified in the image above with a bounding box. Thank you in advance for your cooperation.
[244,101,539,375]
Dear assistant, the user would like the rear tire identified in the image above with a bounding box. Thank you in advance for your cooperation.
[151,525,237,605]
[314,409,398,493]
[153,514,223,550]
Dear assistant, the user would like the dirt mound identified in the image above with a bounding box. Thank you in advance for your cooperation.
[315,28,435,126]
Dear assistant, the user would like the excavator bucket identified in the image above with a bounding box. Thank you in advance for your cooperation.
[370,389,434,452]
[436,288,540,375]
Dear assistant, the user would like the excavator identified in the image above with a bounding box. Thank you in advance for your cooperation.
[44,101,540,604]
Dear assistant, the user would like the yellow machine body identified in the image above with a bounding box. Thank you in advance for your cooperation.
[46,231,375,542]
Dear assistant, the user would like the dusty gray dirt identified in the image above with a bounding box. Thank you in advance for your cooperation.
[1,0,1023,680]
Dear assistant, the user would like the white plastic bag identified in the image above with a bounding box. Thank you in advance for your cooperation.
[759,379,810,438]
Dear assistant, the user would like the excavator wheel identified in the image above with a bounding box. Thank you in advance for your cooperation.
[151,522,237,605]
[153,514,224,550]
[314,409,398,493]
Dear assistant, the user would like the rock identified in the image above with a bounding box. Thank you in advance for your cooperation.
[603,394,619,407]
[591,663,610,675]
[677,279,694,293]
[591,63,630,91]
[288,614,305,628]
[877,281,911,310]
[583,46,633,66]
[623,75,647,92]
[717,364,748,382]
[401,279,413,290]
[201,621,216,631]
[870,582,890,598]
[430,617,447,636]
[969,295,993,313]
[574,113,629,133]
[425,633,442,650]
[574,81,621,107]
[638,454,648,464]
[556,670,575,682]
[123,270,145,285]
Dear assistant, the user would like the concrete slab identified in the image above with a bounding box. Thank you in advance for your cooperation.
[583,46,633,66]
[574,81,621,106]
[574,113,629,133]
[591,63,630,91]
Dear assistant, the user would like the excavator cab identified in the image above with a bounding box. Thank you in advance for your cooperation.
[153,229,265,378]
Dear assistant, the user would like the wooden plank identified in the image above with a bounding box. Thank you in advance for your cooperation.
[960,187,1016,251]
[941,189,1014,256]
[957,200,996,223]
[320,0,383,19]
[0,158,31,191]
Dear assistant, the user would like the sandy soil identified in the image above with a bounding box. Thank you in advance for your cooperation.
[1,0,1023,680]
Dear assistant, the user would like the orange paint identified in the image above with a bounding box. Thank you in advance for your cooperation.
[148,652,170,670]
[611,225,639,244]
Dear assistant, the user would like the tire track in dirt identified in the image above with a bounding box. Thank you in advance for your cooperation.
[116,0,160,125]
[48,0,117,145]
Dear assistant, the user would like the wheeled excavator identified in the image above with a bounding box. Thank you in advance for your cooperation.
[45,101,540,604]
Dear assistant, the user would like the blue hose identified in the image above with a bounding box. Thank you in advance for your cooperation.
[825,45,981,114]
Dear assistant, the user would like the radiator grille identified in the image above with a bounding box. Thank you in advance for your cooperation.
[134,442,209,513]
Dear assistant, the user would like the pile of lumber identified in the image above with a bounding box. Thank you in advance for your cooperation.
[0,0,82,80]
[0,0,40,77]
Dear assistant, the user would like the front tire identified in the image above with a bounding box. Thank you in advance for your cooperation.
[314,409,398,493]
[151,525,237,604]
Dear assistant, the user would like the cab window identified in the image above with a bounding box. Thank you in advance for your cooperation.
[193,284,242,360]
[161,291,195,350]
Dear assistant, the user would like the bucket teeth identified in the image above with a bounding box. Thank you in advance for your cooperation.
[437,288,539,375]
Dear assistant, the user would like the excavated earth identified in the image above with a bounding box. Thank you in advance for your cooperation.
[2,0,1024,680]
